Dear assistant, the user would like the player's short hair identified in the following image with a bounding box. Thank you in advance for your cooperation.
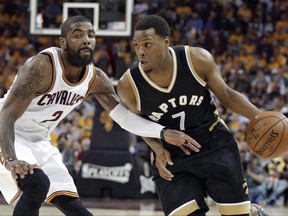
[60,15,92,37]
[134,15,171,38]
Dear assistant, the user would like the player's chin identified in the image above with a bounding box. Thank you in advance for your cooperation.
[76,57,93,67]
[140,62,152,72]
[142,66,153,73]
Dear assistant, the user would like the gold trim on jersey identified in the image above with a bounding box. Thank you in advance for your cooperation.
[168,199,200,216]
[0,152,3,165]
[137,47,177,93]
[32,164,41,169]
[209,117,228,132]
[216,201,251,215]
[36,51,56,95]
[127,70,141,111]
[185,46,206,87]
[9,188,21,206]
[46,191,79,203]
[57,50,89,86]
[209,117,220,131]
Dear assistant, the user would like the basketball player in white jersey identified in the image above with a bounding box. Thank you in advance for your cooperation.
[0,16,201,216]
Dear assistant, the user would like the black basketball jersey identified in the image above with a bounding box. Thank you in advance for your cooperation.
[128,46,219,138]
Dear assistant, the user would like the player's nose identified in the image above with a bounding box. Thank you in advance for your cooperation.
[137,46,146,57]
[83,34,91,44]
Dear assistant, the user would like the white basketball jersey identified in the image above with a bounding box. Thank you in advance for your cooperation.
[0,47,96,142]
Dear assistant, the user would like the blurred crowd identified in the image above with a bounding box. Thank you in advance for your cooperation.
[0,0,288,206]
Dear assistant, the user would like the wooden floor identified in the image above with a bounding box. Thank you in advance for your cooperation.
[1,193,287,215]
[0,200,288,216]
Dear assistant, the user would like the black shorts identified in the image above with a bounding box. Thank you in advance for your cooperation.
[152,123,250,216]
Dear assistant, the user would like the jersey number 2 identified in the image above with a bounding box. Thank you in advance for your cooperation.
[172,111,186,130]
[41,111,64,123]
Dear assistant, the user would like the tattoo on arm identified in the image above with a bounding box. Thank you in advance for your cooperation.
[11,67,45,99]
[0,115,16,158]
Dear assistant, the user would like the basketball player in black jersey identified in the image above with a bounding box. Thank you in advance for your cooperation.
[117,15,268,216]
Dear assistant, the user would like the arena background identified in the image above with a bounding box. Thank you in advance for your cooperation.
[0,0,288,215]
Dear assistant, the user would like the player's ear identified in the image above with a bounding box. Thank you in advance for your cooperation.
[59,37,67,50]
[165,36,170,47]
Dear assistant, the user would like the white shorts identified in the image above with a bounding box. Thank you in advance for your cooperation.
[0,136,78,206]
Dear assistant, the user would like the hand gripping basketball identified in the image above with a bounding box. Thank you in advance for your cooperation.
[246,111,288,158]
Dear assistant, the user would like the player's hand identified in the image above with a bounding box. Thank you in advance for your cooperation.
[4,159,34,179]
[154,147,174,181]
[163,129,201,155]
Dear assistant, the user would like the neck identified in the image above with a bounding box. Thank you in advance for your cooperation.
[60,51,85,83]
[157,48,173,74]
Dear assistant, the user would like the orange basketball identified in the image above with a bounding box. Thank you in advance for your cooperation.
[245,111,288,159]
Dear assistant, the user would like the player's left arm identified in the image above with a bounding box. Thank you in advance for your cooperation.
[89,67,120,113]
[89,67,164,139]
[189,47,262,120]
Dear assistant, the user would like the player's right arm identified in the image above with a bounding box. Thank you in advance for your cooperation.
[0,54,52,179]
[189,47,262,120]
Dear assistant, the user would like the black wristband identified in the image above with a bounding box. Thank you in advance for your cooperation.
[160,127,167,140]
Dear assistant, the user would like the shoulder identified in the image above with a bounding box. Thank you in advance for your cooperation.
[117,68,140,114]
[88,66,115,94]
[25,53,51,67]
[11,53,54,96]
[117,69,134,98]
[93,66,112,82]
[19,53,53,80]
[171,46,213,65]
[118,69,131,89]
[189,47,214,63]
[184,47,217,80]
[128,62,139,74]
[189,47,215,70]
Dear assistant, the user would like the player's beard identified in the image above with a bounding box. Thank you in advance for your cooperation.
[66,44,93,67]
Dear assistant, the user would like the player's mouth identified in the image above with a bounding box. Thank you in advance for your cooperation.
[140,59,149,68]
[79,48,92,54]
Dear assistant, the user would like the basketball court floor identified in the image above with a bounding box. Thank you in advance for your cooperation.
[1,198,288,216]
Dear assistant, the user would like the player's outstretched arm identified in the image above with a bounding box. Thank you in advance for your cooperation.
[110,103,201,151]
[0,54,51,178]
[113,71,201,150]
[90,68,201,149]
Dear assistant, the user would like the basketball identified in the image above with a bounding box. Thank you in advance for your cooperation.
[245,111,288,159]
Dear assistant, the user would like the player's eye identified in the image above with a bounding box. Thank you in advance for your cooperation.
[145,43,151,47]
